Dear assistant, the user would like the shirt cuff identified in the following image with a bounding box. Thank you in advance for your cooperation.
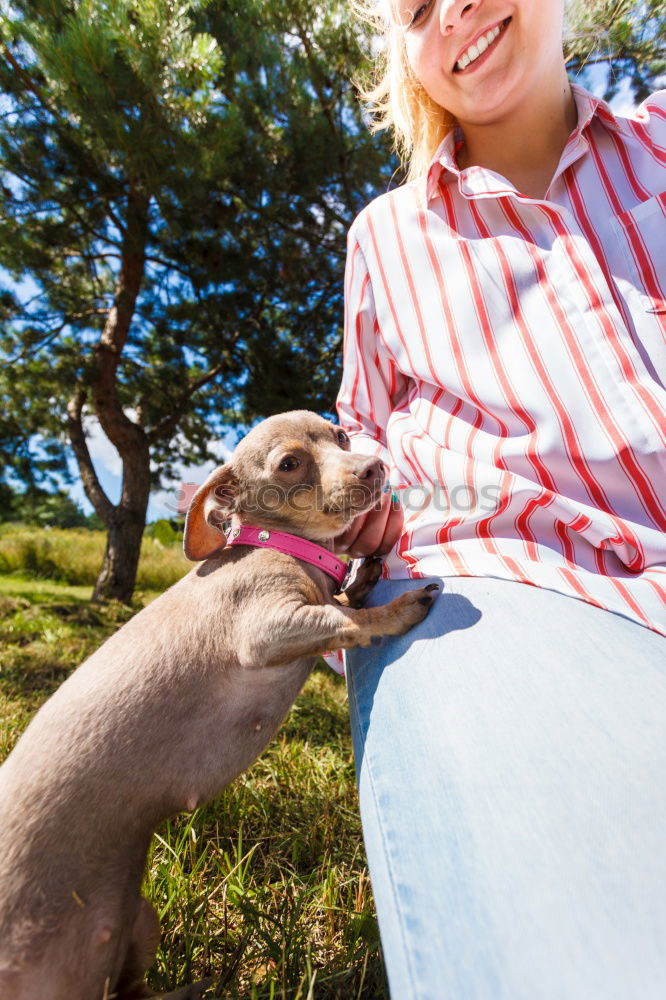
[348,433,391,469]
[321,648,346,676]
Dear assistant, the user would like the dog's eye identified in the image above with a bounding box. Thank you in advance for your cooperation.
[337,429,350,447]
[279,455,300,472]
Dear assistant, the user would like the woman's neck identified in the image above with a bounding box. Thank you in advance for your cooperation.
[456,72,578,201]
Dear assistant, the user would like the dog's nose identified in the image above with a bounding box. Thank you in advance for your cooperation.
[353,457,385,481]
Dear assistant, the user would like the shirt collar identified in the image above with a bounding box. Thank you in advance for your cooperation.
[425,83,630,203]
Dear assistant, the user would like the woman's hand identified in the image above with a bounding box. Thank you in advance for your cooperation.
[334,488,403,557]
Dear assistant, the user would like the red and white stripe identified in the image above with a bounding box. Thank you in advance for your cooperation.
[336,84,666,648]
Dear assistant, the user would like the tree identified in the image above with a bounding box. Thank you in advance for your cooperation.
[0,482,104,528]
[565,0,666,102]
[0,0,393,602]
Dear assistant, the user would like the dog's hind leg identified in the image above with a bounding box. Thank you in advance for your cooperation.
[0,968,20,1000]
[115,896,161,999]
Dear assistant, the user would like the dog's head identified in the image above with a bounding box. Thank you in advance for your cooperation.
[183,410,386,561]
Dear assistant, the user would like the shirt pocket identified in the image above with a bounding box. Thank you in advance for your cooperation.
[607,192,666,312]
[606,192,666,388]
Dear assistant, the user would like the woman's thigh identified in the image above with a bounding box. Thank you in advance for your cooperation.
[346,576,666,1000]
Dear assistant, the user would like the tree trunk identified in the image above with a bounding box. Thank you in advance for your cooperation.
[92,505,148,604]
[67,387,151,605]
[67,180,152,605]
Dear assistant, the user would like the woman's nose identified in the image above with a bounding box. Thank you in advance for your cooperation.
[438,0,482,35]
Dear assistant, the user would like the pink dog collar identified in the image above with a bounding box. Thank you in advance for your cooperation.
[225,524,349,587]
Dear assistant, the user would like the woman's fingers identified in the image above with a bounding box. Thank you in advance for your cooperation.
[332,511,367,554]
[348,493,391,556]
[333,507,377,555]
[334,489,403,557]
[332,523,358,555]
[376,495,404,555]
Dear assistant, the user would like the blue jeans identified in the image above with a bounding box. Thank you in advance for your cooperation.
[346,577,666,1000]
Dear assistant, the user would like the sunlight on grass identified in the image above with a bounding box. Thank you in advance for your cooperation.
[0,524,189,591]
[0,573,91,603]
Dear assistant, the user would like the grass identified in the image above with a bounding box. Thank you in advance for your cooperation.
[0,523,190,592]
[0,530,387,999]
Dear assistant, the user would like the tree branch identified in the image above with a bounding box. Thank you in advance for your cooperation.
[66,388,115,525]
[284,3,356,217]
[147,359,228,445]
[1,46,127,240]
[91,181,150,456]
[2,309,110,365]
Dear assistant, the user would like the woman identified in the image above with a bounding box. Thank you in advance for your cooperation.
[333,1,666,997]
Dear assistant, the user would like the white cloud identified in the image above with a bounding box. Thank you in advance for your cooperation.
[82,413,124,478]
[609,76,638,116]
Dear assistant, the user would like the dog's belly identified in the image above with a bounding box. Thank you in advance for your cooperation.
[170,655,314,812]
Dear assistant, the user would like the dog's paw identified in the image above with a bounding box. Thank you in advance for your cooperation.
[386,584,439,633]
[341,556,384,608]
[356,555,384,586]
[358,632,383,648]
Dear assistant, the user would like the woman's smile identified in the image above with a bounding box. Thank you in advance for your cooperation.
[402,1,571,129]
[452,16,511,73]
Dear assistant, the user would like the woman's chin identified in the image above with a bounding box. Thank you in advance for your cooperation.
[455,63,549,130]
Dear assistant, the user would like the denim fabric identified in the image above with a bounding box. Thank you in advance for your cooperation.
[346,576,666,1000]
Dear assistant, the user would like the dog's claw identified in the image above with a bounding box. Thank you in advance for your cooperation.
[425,583,439,592]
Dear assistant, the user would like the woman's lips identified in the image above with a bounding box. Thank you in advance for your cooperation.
[453,17,511,74]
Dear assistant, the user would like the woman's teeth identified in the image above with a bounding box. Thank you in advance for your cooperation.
[455,21,506,71]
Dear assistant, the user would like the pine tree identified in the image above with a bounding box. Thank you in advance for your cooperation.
[565,0,665,102]
[0,0,392,601]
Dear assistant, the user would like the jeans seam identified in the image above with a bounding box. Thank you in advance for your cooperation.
[348,663,425,1000]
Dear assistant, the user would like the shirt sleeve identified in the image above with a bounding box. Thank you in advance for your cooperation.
[325,227,408,679]
[336,225,409,467]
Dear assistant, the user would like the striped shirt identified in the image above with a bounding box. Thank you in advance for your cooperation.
[336,83,666,641]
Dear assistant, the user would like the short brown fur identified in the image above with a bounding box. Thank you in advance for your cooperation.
[0,410,437,1000]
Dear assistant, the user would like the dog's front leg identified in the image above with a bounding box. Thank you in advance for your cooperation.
[239,584,438,667]
[334,556,383,609]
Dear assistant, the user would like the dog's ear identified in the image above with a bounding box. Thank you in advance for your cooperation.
[183,463,239,561]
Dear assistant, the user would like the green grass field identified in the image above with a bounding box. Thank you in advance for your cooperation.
[0,529,387,999]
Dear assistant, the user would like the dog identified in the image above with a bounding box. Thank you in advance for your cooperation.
[0,410,438,1000]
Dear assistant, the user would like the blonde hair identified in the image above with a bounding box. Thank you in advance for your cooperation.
[351,1,455,181]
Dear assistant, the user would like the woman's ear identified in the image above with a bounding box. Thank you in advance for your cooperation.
[183,463,239,561]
